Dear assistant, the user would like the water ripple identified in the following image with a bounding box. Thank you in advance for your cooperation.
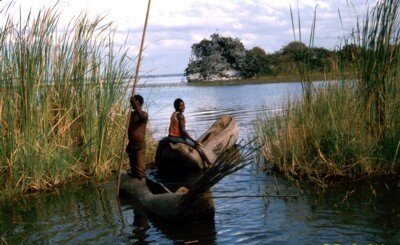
[1,82,400,244]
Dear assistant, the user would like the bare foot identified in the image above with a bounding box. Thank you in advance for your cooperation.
[175,186,189,194]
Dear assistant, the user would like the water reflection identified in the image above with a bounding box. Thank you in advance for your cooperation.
[120,196,217,244]
[0,182,126,244]
[128,209,150,243]
[150,216,217,244]
[1,166,399,243]
[298,179,400,243]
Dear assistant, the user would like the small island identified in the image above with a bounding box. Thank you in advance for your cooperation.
[185,33,357,83]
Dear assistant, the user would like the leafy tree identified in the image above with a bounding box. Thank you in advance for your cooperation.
[306,47,333,72]
[279,42,333,73]
[186,53,229,79]
[239,47,272,78]
[272,41,308,74]
[282,41,308,56]
[186,33,246,80]
[186,35,354,81]
[264,53,281,75]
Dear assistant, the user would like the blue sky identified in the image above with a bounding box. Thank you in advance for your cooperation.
[1,0,376,74]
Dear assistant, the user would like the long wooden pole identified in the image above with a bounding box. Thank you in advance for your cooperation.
[116,0,151,196]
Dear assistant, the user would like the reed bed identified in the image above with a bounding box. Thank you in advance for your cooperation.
[256,0,400,186]
[0,6,147,197]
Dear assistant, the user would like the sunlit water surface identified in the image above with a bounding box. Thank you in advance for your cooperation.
[1,80,399,244]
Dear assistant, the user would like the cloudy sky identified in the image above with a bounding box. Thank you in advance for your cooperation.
[2,0,376,75]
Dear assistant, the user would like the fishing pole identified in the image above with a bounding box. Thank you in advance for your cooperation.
[116,0,151,196]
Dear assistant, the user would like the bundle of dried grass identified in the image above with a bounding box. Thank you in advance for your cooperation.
[187,138,262,198]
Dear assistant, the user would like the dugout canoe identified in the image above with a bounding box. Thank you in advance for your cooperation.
[154,115,239,175]
[119,138,259,221]
[119,170,214,221]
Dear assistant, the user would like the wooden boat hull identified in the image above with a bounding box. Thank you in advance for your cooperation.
[119,171,214,221]
[155,115,239,175]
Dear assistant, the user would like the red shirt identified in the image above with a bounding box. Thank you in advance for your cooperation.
[169,111,185,137]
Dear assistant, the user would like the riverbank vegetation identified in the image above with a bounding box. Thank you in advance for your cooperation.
[185,33,357,82]
[255,0,400,187]
[0,6,155,199]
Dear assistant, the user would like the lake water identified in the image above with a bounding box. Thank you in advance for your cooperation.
[1,78,399,244]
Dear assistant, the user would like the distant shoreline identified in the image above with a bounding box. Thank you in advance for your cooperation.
[186,73,348,86]
[138,72,353,88]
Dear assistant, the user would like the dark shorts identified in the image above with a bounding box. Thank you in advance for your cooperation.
[127,149,146,179]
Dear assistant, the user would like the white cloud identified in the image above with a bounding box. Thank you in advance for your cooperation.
[0,0,378,74]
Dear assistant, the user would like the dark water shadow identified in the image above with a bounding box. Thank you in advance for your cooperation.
[294,176,400,243]
[119,196,217,244]
[0,181,126,244]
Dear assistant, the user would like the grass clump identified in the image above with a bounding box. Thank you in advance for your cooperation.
[256,0,400,186]
[0,4,155,198]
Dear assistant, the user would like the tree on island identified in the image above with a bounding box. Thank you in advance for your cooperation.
[185,34,351,82]
[185,33,246,81]
[238,46,272,78]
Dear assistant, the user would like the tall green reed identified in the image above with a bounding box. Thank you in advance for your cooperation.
[256,0,400,185]
[355,0,400,138]
[0,6,133,196]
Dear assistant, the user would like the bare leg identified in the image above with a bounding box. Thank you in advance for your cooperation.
[195,145,212,168]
